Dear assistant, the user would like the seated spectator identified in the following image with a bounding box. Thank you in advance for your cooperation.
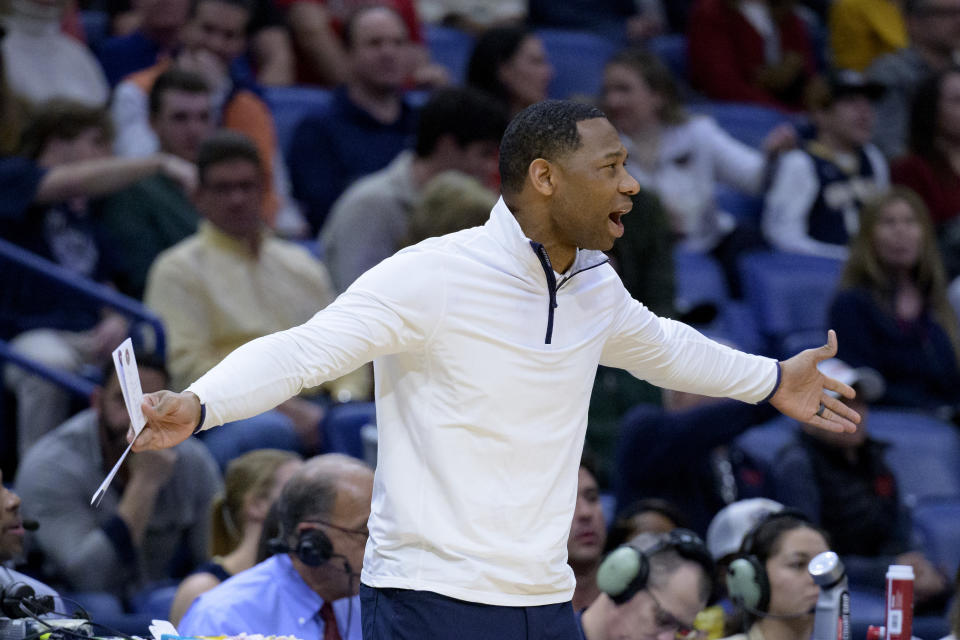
[144,131,369,459]
[2,99,196,457]
[568,456,608,612]
[466,25,553,117]
[99,69,213,299]
[688,0,817,111]
[891,68,960,231]
[774,358,951,610]
[605,498,686,551]
[527,0,665,44]
[615,386,779,537]
[718,512,829,640]
[14,352,222,599]
[404,170,497,245]
[866,0,960,159]
[579,530,714,640]
[95,0,191,86]
[169,448,303,625]
[0,470,64,614]
[603,49,795,294]
[320,86,506,291]
[763,71,888,260]
[417,0,525,34]
[177,454,371,639]
[1,0,109,109]
[829,0,906,72]
[288,5,420,233]
[111,0,292,229]
[829,188,960,413]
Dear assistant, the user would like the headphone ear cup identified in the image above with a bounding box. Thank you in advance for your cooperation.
[297,529,334,567]
[726,556,770,613]
[597,546,649,605]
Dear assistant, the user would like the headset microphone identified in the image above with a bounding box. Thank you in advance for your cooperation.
[740,602,816,620]
[21,520,39,531]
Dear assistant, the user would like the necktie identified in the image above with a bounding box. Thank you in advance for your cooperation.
[319,601,343,640]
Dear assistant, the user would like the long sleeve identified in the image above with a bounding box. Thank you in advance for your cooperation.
[600,296,779,404]
[763,150,850,259]
[705,119,767,195]
[111,80,158,157]
[774,442,822,522]
[189,249,445,429]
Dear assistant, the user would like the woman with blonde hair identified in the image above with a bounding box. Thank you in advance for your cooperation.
[169,449,302,625]
[828,187,960,414]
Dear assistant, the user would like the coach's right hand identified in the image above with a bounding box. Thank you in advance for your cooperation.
[129,391,202,451]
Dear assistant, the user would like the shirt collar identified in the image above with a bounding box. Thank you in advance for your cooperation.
[198,220,268,258]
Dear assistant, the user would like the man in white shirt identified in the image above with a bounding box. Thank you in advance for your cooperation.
[130,99,860,639]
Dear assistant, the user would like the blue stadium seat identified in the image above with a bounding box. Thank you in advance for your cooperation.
[706,301,764,356]
[715,183,764,228]
[263,86,333,160]
[867,410,960,506]
[674,248,728,312]
[690,102,803,149]
[425,25,474,85]
[536,29,618,100]
[647,34,687,81]
[321,401,376,460]
[912,499,960,576]
[733,415,798,467]
[738,251,844,358]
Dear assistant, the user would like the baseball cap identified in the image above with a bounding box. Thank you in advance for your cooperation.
[817,358,885,402]
[706,498,785,561]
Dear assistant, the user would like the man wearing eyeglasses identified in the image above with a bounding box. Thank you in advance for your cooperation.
[579,532,712,640]
[178,454,373,640]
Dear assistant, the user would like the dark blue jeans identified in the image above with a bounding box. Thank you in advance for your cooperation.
[359,584,581,640]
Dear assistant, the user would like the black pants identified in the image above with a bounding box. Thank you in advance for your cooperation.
[359,584,581,640]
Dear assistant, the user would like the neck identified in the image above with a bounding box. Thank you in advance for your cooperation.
[510,202,576,272]
[755,615,815,640]
[816,130,858,155]
[347,82,401,124]
[219,523,262,576]
[570,563,601,611]
[410,155,439,189]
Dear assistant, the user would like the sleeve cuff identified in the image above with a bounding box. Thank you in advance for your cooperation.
[193,402,207,434]
[760,361,782,404]
[101,515,136,565]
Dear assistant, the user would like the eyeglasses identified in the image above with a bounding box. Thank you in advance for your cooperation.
[301,518,369,538]
[646,588,700,640]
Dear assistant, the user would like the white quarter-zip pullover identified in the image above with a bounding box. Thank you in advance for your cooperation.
[188,198,779,606]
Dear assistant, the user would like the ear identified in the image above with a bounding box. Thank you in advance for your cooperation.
[528,158,556,196]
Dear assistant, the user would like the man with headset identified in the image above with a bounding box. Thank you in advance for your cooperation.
[178,455,372,639]
[579,530,715,640]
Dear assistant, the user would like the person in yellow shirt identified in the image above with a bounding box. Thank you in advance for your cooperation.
[830,0,907,71]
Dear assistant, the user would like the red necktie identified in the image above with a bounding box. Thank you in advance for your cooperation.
[319,601,343,640]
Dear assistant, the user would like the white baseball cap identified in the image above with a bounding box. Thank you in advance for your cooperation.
[706,498,785,561]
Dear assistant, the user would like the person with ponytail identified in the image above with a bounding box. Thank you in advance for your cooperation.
[169,449,302,625]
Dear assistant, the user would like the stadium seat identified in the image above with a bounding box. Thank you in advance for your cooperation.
[867,410,960,506]
[647,34,688,82]
[674,248,728,312]
[733,415,798,467]
[536,29,618,100]
[425,25,474,85]
[321,401,376,460]
[263,86,333,159]
[715,183,764,228]
[690,102,804,149]
[912,499,960,576]
[738,251,844,358]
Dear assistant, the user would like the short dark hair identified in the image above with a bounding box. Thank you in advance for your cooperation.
[342,4,407,50]
[274,460,339,543]
[19,99,113,160]
[149,68,210,117]
[415,87,507,157]
[606,498,688,551]
[498,99,606,195]
[466,25,531,104]
[196,130,262,183]
[189,0,253,19]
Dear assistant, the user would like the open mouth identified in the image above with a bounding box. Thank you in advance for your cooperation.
[608,210,626,237]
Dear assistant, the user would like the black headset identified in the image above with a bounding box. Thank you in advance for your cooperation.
[267,527,335,567]
[725,508,810,614]
[597,528,715,606]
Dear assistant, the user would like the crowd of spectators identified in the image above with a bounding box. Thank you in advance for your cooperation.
[2,0,960,636]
